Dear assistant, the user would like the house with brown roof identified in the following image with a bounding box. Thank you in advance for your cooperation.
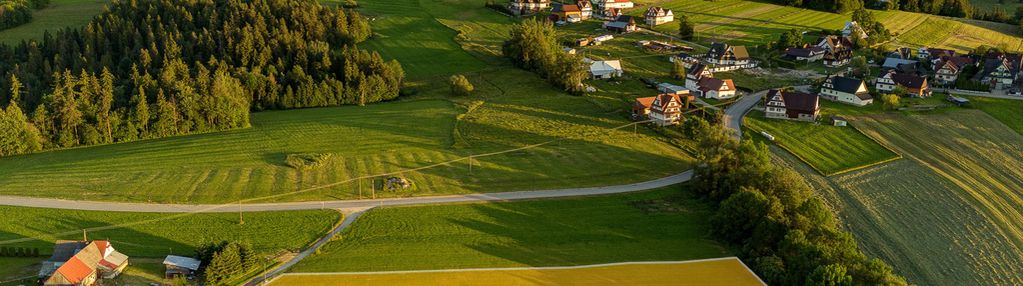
[604,15,636,33]
[644,7,673,26]
[552,3,582,22]
[706,43,749,65]
[820,76,872,106]
[39,240,129,286]
[696,77,736,99]
[816,36,853,67]
[601,7,624,20]
[934,56,975,84]
[648,93,690,126]
[876,70,931,97]
[765,89,820,122]
[684,63,711,90]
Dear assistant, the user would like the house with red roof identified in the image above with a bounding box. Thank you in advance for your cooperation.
[39,240,129,286]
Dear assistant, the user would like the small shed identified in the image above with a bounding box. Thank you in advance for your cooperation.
[831,116,848,127]
[164,255,202,279]
[657,83,688,95]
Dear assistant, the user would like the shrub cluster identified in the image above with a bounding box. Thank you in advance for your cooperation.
[502,19,588,95]
[690,123,907,286]
[0,246,40,257]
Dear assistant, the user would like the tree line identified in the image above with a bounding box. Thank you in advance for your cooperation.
[0,0,48,31]
[503,19,588,95]
[689,121,907,285]
[0,0,405,156]
[770,0,864,14]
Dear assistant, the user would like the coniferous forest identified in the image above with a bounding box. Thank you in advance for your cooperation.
[0,0,405,156]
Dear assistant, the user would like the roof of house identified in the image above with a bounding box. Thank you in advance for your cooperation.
[826,76,866,95]
[768,89,819,113]
[785,47,824,58]
[614,15,635,23]
[590,60,623,73]
[552,3,580,12]
[163,255,202,271]
[652,93,683,109]
[697,77,734,92]
[926,48,956,58]
[575,0,591,8]
[882,57,918,69]
[657,82,687,93]
[889,72,927,89]
[645,6,672,17]
[817,35,851,50]
[708,43,749,60]
[687,63,707,76]
[44,241,128,284]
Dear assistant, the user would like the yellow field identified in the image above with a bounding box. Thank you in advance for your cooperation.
[270,258,765,286]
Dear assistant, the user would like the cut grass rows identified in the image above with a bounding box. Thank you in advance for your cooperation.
[290,186,729,272]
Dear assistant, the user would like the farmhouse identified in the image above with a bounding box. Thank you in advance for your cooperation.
[784,47,825,61]
[164,255,202,279]
[508,0,550,15]
[842,21,867,39]
[685,63,711,90]
[644,7,673,26]
[816,36,852,67]
[551,3,582,22]
[576,0,592,19]
[876,71,931,97]
[934,56,975,84]
[39,240,129,286]
[973,53,1021,89]
[604,15,637,33]
[593,0,633,11]
[705,43,750,65]
[820,76,872,106]
[588,59,623,79]
[648,93,690,126]
[696,77,736,99]
[601,7,624,20]
[765,89,820,122]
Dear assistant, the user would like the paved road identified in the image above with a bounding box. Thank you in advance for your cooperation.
[723,90,767,139]
[0,171,694,213]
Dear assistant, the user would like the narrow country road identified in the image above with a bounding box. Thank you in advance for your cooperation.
[724,90,767,139]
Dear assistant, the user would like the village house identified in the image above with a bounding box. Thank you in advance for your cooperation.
[820,76,873,106]
[696,77,736,99]
[933,56,974,84]
[588,59,624,79]
[918,47,956,62]
[163,255,202,279]
[644,6,673,26]
[648,93,690,125]
[632,96,656,119]
[816,35,853,67]
[593,0,633,12]
[551,3,582,22]
[684,63,711,90]
[876,70,931,97]
[973,53,1022,89]
[604,15,637,33]
[765,89,820,122]
[784,47,825,62]
[842,21,868,40]
[601,7,624,20]
[881,57,921,75]
[39,240,129,286]
[508,0,550,15]
[576,0,592,19]
[705,43,750,66]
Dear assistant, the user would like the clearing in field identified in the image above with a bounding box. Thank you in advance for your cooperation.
[0,0,108,45]
[272,259,764,286]
[773,110,1023,285]
[0,207,339,283]
[743,111,899,175]
[289,186,729,272]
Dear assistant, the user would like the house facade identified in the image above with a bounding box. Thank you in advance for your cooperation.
[934,56,974,84]
[644,7,673,26]
[648,93,686,126]
[784,47,825,61]
[696,77,736,99]
[604,15,636,33]
[705,43,750,65]
[552,3,582,22]
[973,54,1021,89]
[508,0,550,15]
[816,36,853,67]
[685,63,711,90]
[576,0,592,19]
[820,76,872,106]
[765,89,820,122]
[593,0,633,11]
[876,71,931,97]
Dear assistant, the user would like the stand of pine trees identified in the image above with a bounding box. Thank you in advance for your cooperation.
[0,0,404,156]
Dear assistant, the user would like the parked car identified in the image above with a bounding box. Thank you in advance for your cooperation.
[1009,88,1022,97]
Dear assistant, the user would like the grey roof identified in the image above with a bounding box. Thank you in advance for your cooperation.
[882,58,918,69]
[163,255,201,271]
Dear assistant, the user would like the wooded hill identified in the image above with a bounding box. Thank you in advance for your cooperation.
[0,0,405,156]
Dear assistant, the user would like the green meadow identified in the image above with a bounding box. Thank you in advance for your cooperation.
[290,185,729,272]
[0,0,108,45]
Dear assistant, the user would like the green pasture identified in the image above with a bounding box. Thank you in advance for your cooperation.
[290,185,729,272]
[0,0,108,45]
[966,95,1023,135]
[744,110,899,175]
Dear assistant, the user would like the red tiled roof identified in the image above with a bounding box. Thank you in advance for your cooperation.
[633,96,656,109]
[56,257,94,284]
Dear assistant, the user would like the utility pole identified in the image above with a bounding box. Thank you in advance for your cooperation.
[238,200,244,225]
[371,177,376,199]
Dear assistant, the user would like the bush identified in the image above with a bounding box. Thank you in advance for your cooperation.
[0,1,33,31]
[449,75,474,96]
[285,153,336,170]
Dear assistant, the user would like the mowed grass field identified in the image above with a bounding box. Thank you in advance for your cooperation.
[289,186,729,272]
[966,95,1023,135]
[772,110,1023,285]
[273,259,763,286]
[743,110,899,175]
[0,0,108,45]
[0,207,339,282]
[631,0,1023,51]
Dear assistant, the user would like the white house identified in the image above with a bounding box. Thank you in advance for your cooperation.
[648,93,685,126]
[576,0,593,19]
[644,7,673,26]
[696,77,736,99]
[819,76,872,106]
[765,89,820,122]
[705,43,750,66]
[593,0,633,11]
[589,60,623,79]
[685,63,711,90]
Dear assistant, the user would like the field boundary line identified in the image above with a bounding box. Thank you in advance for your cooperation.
[281,257,744,275]
[743,118,901,177]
